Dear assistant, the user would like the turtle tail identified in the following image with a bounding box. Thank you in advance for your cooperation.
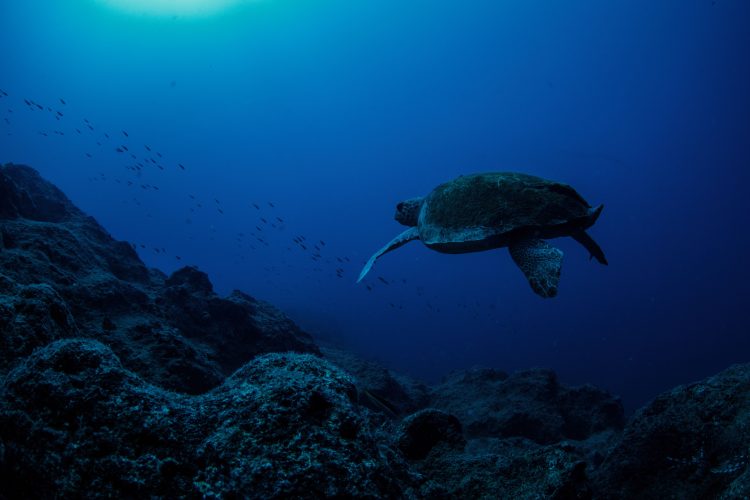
[588,204,604,227]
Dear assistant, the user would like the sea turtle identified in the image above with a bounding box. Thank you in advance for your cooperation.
[357,172,607,298]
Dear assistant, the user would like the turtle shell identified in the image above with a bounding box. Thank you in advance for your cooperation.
[418,172,592,247]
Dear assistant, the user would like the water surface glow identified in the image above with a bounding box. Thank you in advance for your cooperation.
[96,0,247,16]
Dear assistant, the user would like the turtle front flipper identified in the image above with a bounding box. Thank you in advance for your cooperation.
[357,227,420,283]
[508,239,563,298]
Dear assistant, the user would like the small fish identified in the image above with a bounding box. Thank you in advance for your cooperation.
[156,152,162,158]
[260,218,267,223]
[85,153,92,158]
[252,203,260,210]
[59,98,66,105]
[35,103,43,110]
[122,130,129,137]
[268,202,275,208]
[104,133,109,138]
[121,145,128,151]
[377,276,389,285]
[276,217,284,223]
[115,147,124,153]
[218,208,224,214]
[175,256,182,260]
[145,145,151,151]
[178,163,185,170]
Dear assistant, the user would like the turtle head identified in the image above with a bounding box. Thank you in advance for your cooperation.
[395,197,423,227]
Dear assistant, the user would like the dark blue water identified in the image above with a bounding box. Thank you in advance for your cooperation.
[2,0,749,411]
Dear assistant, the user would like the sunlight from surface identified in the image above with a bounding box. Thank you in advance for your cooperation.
[95,0,248,17]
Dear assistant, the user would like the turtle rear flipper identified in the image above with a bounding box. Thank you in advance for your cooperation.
[572,230,608,265]
[357,227,419,283]
[509,239,563,298]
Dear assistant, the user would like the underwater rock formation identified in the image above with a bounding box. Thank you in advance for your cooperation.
[0,339,418,498]
[320,346,431,416]
[430,367,626,444]
[0,163,318,395]
[0,163,748,498]
[592,363,750,498]
[397,409,466,460]
[400,367,623,498]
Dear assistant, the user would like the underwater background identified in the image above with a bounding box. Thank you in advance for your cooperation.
[2,0,749,413]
